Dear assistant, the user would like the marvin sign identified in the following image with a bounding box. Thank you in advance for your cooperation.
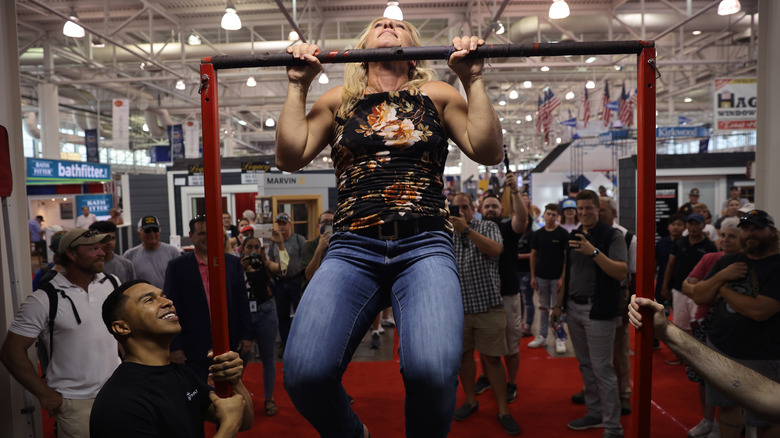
[26,158,111,184]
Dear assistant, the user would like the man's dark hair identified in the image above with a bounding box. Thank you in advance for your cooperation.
[575,189,600,208]
[89,220,117,234]
[544,203,560,214]
[189,215,207,234]
[102,279,150,337]
[668,213,686,224]
[318,210,335,222]
[569,184,580,193]
[483,194,500,202]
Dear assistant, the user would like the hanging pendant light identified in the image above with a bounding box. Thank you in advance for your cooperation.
[221,3,242,30]
[63,11,85,38]
[549,0,570,20]
[717,0,741,15]
[383,1,404,21]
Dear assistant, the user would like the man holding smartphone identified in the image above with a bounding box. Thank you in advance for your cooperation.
[301,210,335,292]
[550,190,627,438]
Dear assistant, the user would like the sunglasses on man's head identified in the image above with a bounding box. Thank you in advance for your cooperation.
[70,229,99,248]
[144,227,160,234]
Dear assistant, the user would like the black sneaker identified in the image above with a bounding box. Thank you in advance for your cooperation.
[497,413,521,435]
[507,382,518,403]
[370,332,381,349]
[475,375,491,394]
[453,402,478,421]
[571,389,585,404]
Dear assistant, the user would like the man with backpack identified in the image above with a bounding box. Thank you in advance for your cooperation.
[1,228,121,438]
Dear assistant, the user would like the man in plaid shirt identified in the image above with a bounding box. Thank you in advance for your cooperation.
[450,192,521,435]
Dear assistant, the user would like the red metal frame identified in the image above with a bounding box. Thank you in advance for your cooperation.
[199,63,231,397]
[631,46,657,438]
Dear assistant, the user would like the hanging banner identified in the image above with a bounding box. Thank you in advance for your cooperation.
[77,194,113,218]
[713,78,757,132]
[168,124,184,160]
[112,99,130,149]
[183,120,201,158]
[26,158,110,184]
[85,129,99,163]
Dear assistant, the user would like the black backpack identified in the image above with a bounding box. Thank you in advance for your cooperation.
[36,273,119,378]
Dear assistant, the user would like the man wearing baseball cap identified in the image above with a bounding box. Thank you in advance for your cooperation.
[124,215,181,289]
[691,209,780,435]
[678,188,700,217]
[1,228,121,438]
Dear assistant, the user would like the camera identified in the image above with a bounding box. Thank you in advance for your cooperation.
[248,252,263,270]
[449,205,460,217]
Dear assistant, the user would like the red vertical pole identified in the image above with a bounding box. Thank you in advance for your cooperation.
[199,62,230,397]
[631,45,657,438]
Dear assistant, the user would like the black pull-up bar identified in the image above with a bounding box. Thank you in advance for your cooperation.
[204,40,653,70]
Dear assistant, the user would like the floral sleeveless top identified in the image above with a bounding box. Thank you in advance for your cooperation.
[331,88,450,231]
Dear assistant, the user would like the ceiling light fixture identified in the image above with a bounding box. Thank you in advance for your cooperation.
[246,76,257,87]
[318,73,329,84]
[498,100,507,106]
[684,97,693,103]
[495,20,505,35]
[383,1,404,21]
[516,120,521,125]
[565,91,574,100]
[614,64,623,71]
[175,80,186,90]
[91,37,105,48]
[540,65,550,72]
[522,80,533,88]
[525,114,533,122]
[62,11,85,38]
[288,30,299,41]
[188,33,201,45]
[238,120,247,126]
[509,89,519,99]
[585,56,597,64]
[586,80,596,89]
[549,0,570,20]
[265,117,275,127]
[142,123,149,132]
[717,0,741,15]
[691,30,702,36]
[221,3,242,31]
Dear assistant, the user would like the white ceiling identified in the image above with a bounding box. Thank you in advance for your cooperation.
[14,0,759,168]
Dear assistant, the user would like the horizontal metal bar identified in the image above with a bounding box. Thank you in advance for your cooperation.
[204,40,654,70]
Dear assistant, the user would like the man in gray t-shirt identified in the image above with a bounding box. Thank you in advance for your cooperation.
[123,216,181,289]
[267,213,307,352]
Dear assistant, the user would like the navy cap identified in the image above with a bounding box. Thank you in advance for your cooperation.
[686,213,705,224]
[739,210,775,229]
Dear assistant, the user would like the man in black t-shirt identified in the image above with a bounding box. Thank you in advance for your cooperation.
[697,209,780,435]
[529,203,569,353]
[90,280,253,438]
[661,213,717,346]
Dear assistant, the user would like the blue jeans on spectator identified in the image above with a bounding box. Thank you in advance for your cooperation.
[535,277,559,338]
[273,276,302,349]
[283,231,463,438]
[518,272,533,331]
[244,300,278,400]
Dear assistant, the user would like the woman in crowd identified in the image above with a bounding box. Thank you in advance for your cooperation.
[239,236,280,417]
[560,199,580,233]
[276,17,502,438]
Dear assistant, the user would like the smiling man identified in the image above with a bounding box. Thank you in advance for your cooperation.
[124,216,181,289]
[1,228,119,438]
[90,280,253,438]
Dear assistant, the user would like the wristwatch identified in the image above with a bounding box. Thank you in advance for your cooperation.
[462,227,471,236]
[590,248,600,258]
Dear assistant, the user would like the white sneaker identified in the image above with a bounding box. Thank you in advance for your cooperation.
[377,325,385,334]
[528,336,547,348]
[705,422,720,438]
[688,418,713,437]
[555,338,567,354]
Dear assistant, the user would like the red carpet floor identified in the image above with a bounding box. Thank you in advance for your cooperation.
[44,329,704,437]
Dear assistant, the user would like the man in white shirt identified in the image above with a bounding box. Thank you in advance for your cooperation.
[1,228,121,438]
[75,206,97,228]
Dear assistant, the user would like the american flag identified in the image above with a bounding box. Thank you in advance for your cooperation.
[618,83,634,127]
[540,89,560,143]
[581,86,591,128]
[601,81,611,127]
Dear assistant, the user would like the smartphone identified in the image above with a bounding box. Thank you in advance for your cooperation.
[449,205,460,217]
[254,226,273,239]
[320,224,334,235]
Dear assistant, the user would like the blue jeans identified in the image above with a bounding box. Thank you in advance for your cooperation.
[535,277,559,338]
[283,231,464,438]
[518,273,533,330]
[273,276,302,349]
[247,300,278,400]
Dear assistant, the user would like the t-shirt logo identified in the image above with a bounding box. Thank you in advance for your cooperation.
[186,389,198,401]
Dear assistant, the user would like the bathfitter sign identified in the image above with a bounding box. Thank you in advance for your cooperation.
[26,158,111,184]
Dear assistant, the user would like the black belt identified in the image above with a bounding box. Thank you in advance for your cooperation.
[569,296,594,305]
[275,273,303,282]
[346,217,449,241]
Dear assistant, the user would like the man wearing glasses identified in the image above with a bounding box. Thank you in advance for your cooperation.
[124,216,181,289]
[1,228,120,438]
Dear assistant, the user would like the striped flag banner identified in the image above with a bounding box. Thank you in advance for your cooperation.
[601,81,612,127]
[581,86,591,128]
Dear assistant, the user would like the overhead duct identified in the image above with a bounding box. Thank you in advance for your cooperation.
[23,111,41,139]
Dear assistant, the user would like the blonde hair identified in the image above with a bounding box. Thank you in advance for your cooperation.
[337,18,437,119]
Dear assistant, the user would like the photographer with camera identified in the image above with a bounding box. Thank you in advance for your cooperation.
[240,236,280,417]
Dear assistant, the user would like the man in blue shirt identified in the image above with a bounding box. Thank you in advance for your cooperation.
[28,215,46,263]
